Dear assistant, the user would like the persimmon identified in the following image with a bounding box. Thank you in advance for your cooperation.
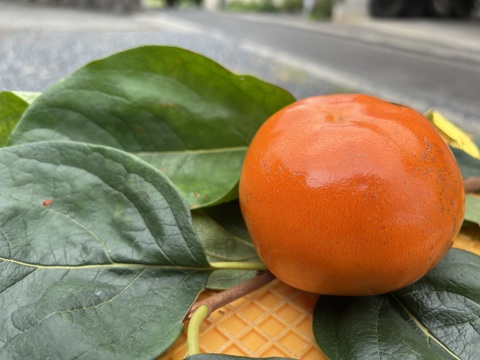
[239,94,465,296]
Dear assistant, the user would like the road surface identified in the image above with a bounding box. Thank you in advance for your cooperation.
[0,2,479,132]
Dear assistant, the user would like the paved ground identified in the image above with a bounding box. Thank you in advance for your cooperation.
[1,1,479,132]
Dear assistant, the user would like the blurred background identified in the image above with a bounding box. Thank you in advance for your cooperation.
[1,0,479,132]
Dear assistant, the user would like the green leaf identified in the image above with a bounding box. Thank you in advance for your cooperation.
[12,91,41,104]
[197,201,252,241]
[0,91,40,147]
[0,141,211,359]
[0,92,28,147]
[204,269,257,290]
[193,202,257,263]
[465,194,480,224]
[8,45,295,208]
[313,248,480,359]
[136,149,245,209]
[394,249,480,357]
[192,201,261,289]
[186,354,294,360]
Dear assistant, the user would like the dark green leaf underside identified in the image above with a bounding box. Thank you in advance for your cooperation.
[314,249,480,360]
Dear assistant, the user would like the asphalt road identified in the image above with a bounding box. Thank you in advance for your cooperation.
[1,2,479,132]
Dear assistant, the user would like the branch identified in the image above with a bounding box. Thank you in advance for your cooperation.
[187,270,276,319]
[464,176,480,193]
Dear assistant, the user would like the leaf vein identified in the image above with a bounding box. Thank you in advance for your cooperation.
[0,256,212,271]
[0,225,13,259]
[391,293,461,359]
[0,267,36,297]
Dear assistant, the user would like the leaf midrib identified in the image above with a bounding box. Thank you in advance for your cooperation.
[391,293,461,359]
[0,257,213,271]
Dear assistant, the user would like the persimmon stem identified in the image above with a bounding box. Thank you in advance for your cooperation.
[186,305,209,356]
[209,261,267,271]
[187,270,276,320]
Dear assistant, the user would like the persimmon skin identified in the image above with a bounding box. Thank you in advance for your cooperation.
[239,94,465,296]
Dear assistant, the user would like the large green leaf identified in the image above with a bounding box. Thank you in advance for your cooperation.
[8,46,295,208]
[0,141,211,359]
[313,249,480,359]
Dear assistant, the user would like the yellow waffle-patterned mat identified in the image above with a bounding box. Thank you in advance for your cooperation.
[162,279,323,359]
[160,228,480,360]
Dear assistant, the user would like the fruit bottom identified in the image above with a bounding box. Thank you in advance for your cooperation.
[160,226,480,360]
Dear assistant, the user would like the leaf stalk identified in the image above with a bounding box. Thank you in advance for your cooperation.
[186,305,210,357]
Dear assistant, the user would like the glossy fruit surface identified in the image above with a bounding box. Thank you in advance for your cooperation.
[239,94,465,296]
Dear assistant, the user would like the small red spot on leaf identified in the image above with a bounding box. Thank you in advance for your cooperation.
[42,199,53,207]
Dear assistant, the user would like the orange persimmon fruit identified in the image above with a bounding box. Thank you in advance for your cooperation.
[239,94,465,296]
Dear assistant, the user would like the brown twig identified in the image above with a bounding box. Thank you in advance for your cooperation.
[464,176,480,193]
[187,270,276,319]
